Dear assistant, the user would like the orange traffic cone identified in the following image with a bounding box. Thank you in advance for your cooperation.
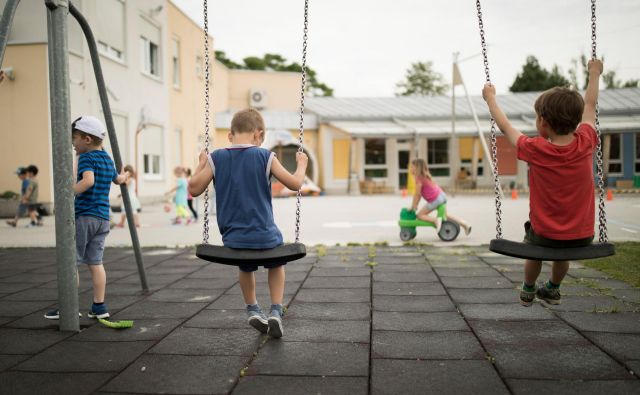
[607,189,614,201]
[401,189,408,198]
[511,189,518,200]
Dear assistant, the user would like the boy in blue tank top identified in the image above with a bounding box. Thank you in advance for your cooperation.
[189,109,308,338]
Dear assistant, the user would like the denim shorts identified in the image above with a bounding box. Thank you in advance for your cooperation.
[239,261,286,273]
[76,216,110,265]
[426,192,447,211]
[523,221,593,248]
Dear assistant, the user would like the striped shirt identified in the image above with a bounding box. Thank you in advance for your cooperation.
[75,149,117,220]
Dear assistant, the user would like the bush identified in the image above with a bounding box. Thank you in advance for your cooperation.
[0,191,18,199]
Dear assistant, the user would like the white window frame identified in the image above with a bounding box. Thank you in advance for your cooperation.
[195,55,203,79]
[608,133,623,176]
[172,37,180,89]
[140,36,160,79]
[363,138,388,180]
[143,154,162,180]
[98,40,125,63]
[427,138,450,177]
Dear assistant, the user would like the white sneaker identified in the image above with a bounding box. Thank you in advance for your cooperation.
[435,218,443,232]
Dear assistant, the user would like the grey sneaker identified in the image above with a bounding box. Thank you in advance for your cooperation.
[246,304,268,333]
[537,283,562,305]
[267,305,284,338]
[520,288,536,307]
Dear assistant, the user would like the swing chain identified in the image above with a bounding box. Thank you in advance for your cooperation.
[202,0,211,244]
[294,0,309,244]
[476,0,503,239]
[591,0,608,243]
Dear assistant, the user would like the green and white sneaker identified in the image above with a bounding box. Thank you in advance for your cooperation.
[519,287,536,307]
[537,283,562,305]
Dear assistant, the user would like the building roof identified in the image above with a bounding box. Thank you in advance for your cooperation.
[215,110,318,130]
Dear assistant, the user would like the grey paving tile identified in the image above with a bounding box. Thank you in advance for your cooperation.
[588,278,634,290]
[373,311,468,332]
[441,276,513,289]
[144,265,200,275]
[112,301,208,319]
[186,267,242,279]
[567,268,611,278]
[507,379,640,395]
[303,276,370,289]
[207,294,294,309]
[169,277,237,289]
[460,303,555,320]
[0,328,72,354]
[310,267,371,277]
[255,271,308,283]
[371,359,509,395]
[249,341,368,376]
[374,264,433,272]
[0,372,114,395]
[470,320,589,347]
[149,327,261,356]
[0,301,54,317]
[491,344,633,380]
[147,288,225,303]
[372,330,484,360]
[558,312,640,333]
[373,295,455,313]
[373,282,446,296]
[449,289,518,304]
[184,309,251,329]
[101,354,245,394]
[296,288,370,303]
[582,332,640,361]
[233,376,368,395]
[284,319,369,343]
[613,289,640,304]
[373,271,437,283]
[72,319,183,342]
[114,273,185,285]
[0,282,42,294]
[544,295,635,312]
[0,273,56,283]
[285,302,370,321]
[15,340,153,372]
[0,355,30,371]
[224,282,302,295]
[0,316,16,326]
[627,360,640,375]
[434,267,500,277]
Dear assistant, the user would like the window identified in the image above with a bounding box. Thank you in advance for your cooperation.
[141,126,164,179]
[635,133,640,174]
[364,139,387,178]
[140,36,159,77]
[172,38,180,88]
[195,55,203,79]
[174,129,182,167]
[102,114,129,164]
[608,133,622,174]
[143,154,161,176]
[427,139,450,177]
[96,0,125,62]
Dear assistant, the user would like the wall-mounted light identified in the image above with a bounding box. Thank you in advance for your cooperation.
[1,67,15,81]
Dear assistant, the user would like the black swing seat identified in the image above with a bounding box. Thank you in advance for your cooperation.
[489,239,615,261]
[196,243,307,266]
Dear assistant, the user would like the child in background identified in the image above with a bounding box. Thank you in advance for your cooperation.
[409,158,471,236]
[24,165,43,227]
[116,165,141,228]
[185,168,198,221]
[188,108,308,338]
[165,166,192,225]
[6,167,29,227]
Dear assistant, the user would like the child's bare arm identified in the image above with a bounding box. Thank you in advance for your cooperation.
[482,84,523,147]
[74,171,95,195]
[271,152,308,191]
[113,167,127,185]
[410,182,422,211]
[582,59,603,127]
[188,150,214,197]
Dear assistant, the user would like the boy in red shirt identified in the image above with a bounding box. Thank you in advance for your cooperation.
[482,58,603,306]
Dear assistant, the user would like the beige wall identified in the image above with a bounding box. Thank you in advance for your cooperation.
[227,69,301,111]
[0,45,53,204]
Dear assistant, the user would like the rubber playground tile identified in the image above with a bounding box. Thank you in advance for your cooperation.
[582,332,640,361]
[567,268,612,279]
[283,319,369,343]
[587,278,634,290]
[144,265,201,275]
[146,288,225,303]
[101,354,246,394]
[507,379,640,395]
[448,288,519,304]
[0,273,57,283]
[0,283,36,294]
[373,311,469,332]
[490,344,634,380]
[149,327,261,356]
[434,267,501,277]
[184,309,251,329]
[285,302,370,321]
[0,328,72,354]
[14,340,153,372]
[458,303,555,320]
[543,295,634,312]
[309,267,371,277]
[0,301,55,317]
[185,267,239,279]
[0,316,16,326]
[440,276,513,289]
[255,271,308,283]
[72,319,183,342]
[207,294,295,310]
[249,341,368,376]
[295,288,370,303]
[167,277,237,289]
[371,359,509,395]
[112,301,208,320]
[612,289,640,304]
[302,276,370,289]
[372,281,446,296]
[373,264,433,272]
[233,376,368,395]
[224,282,302,295]
[373,271,438,283]
[113,273,185,285]
[469,320,589,347]
[372,330,485,360]
[373,295,455,313]
[97,282,158,296]
[557,312,640,333]
[0,355,30,371]
[0,372,114,395]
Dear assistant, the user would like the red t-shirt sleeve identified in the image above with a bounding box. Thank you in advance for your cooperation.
[516,135,539,163]
[575,123,598,149]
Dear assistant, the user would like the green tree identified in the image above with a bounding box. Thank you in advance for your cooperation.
[510,56,569,92]
[215,51,242,69]
[395,61,448,96]
[568,53,638,90]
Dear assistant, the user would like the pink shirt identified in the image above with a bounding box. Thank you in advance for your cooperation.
[417,176,442,202]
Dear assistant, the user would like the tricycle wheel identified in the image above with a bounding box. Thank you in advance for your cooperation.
[438,221,460,242]
[400,228,415,242]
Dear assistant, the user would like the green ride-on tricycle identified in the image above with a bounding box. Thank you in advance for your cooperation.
[398,205,460,242]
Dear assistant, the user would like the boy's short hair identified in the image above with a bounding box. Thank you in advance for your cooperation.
[26,165,38,176]
[231,108,265,134]
[72,129,103,146]
[534,87,584,135]
[72,116,104,146]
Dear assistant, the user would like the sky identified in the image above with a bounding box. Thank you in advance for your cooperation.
[172,0,640,97]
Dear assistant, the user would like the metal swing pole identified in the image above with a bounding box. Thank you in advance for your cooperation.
[45,0,79,332]
[0,0,20,66]
[68,2,148,292]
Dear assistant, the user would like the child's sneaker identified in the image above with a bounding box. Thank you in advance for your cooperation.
[537,283,562,305]
[44,309,82,320]
[519,283,536,307]
[6,220,16,227]
[246,304,268,333]
[87,303,110,319]
[267,304,284,338]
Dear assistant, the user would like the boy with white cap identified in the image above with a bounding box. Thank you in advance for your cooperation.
[45,116,127,320]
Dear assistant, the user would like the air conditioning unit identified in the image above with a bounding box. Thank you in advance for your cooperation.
[249,89,268,109]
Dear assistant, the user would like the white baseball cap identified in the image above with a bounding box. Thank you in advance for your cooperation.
[72,116,106,140]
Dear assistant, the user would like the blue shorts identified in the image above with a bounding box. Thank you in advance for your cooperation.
[239,262,286,273]
[425,191,447,211]
[16,203,27,217]
[76,216,110,265]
